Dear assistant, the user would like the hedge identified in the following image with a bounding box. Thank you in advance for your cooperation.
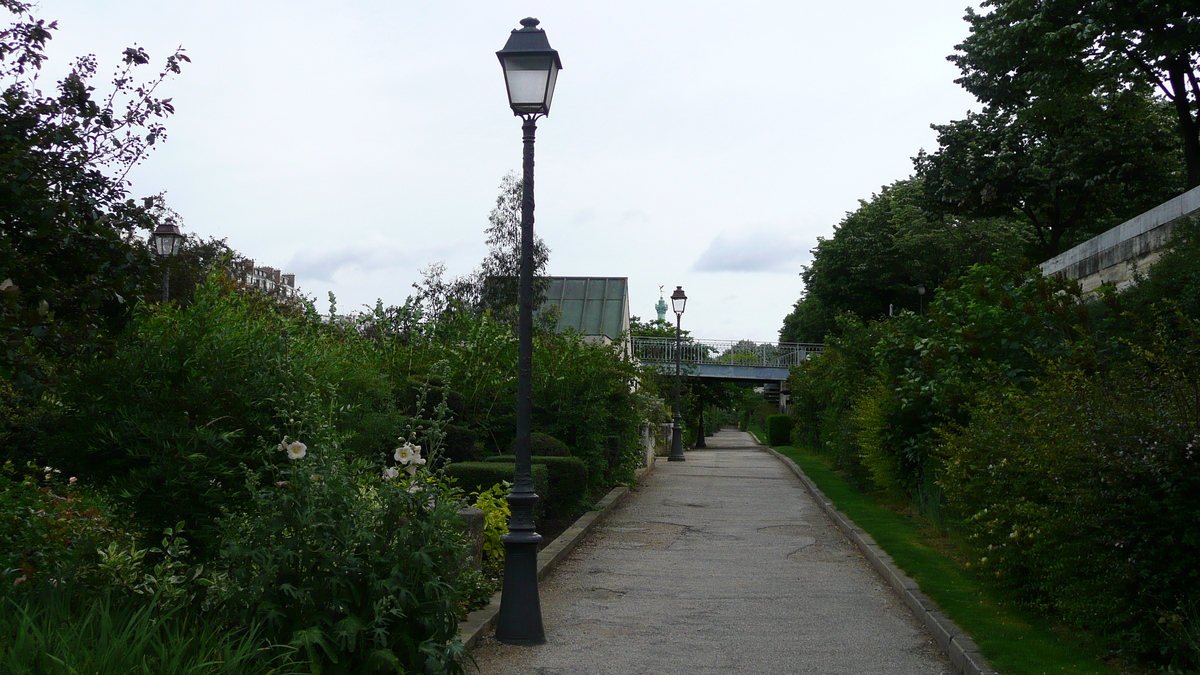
[766,414,792,446]
[485,455,589,518]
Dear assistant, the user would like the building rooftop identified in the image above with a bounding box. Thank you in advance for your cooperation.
[537,277,630,341]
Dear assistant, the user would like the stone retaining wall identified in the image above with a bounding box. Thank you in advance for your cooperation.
[1039,185,1200,293]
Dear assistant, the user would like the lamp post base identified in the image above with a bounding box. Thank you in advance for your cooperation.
[494,529,545,645]
[668,420,685,461]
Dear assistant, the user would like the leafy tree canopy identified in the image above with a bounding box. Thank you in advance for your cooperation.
[0,0,188,392]
[951,0,1200,188]
[915,89,1184,257]
[780,178,1029,342]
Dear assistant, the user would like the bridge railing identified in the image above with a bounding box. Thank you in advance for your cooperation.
[630,337,824,369]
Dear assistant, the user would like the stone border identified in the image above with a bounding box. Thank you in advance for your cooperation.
[764,447,997,675]
[458,464,653,649]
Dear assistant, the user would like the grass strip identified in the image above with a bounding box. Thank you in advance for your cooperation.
[774,445,1122,675]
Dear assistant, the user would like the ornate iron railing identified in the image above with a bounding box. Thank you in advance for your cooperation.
[630,337,824,368]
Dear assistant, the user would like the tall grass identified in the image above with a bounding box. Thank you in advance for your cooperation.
[0,589,308,675]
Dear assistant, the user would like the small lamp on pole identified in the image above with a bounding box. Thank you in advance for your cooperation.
[493,17,561,647]
[151,222,183,302]
[917,283,926,316]
[668,286,687,462]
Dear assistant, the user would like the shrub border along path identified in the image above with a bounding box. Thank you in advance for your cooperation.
[763,445,996,675]
[458,464,653,649]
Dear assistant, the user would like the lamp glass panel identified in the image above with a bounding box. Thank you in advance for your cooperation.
[672,296,686,314]
[154,234,182,257]
[504,55,553,109]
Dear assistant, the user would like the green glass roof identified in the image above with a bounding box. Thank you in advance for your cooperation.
[537,277,629,340]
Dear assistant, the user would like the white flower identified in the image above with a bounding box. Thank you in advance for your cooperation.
[406,482,424,494]
[382,466,400,481]
[406,464,419,476]
[394,443,416,464]
[285,441,307,460]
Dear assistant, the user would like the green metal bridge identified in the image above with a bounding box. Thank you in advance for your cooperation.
[630,337,824,382]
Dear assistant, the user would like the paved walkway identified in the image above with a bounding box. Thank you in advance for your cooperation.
[470,429,952,675]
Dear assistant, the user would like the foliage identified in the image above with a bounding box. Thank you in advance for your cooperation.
[628,315,685,340]
[0,586,307,675]
[446,460,546,497]
[940,318,1200,665]
[470,482,510,563]
[765,414,792,446]
[477,171,550,319]
[530,329,646,488]
[787,313,878,488]
[951,0,1200,189]
[915,90,1184,257]
[0,460,126,590]
[54,275,392,552]
[508,431,569,457]
[862,265,1091,507]
[211,441,471,675]
[781,178,1030,342]
[485,455,589,518]
[0,2,188,394]
[1118,215,1200,322]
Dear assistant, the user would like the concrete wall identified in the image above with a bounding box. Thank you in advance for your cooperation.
[1039,185,1200,293]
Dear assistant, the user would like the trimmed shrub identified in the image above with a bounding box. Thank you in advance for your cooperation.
[508,432,570,457]
[445,462,548,507]
[484,456,589,518]
[766,414,792,446]
[442,424,481,463]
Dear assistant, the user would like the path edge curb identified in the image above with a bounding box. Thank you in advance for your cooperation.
[458,463,655,649]
[763,446,998,675]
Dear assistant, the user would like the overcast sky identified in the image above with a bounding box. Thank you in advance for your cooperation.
[34,0,979,342]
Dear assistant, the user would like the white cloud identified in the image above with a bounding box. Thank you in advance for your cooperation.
[691,229,812,273]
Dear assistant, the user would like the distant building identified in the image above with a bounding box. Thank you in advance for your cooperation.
[244,265,296,295]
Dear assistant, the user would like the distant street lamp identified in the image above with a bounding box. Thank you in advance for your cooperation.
[917,283,926,316]
[151,221,183,302]
[669,286,687,462]
[494,16,561,647]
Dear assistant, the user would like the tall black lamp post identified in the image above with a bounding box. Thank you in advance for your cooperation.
[917,283,926,316]
[668,286,687,462]
[494,17,561,646]
[151,221,183,302]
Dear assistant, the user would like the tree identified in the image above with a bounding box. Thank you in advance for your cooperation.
[477,171,550,316]
[407,172,552,329]
[952,0,1200,188]
[915,90,1183,256]
[0,1,188,392]
[780,178,1029,342]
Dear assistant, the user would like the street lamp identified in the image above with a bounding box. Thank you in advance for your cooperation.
[494,17,561,647]
[917,283,926,316]
[151,221,183,302]
[669,286,687,462]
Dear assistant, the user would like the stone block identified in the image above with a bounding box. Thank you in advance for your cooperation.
[456,506,485,571]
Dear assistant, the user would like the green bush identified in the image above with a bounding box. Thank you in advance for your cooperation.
[786,314,876,488]
[0,461,134,592]
[212,443,471,674]
[484,455,589,517]
[940,318,1200,665]
[444,462,548,506]
[766,414,792,446]
[508,431,569,457]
